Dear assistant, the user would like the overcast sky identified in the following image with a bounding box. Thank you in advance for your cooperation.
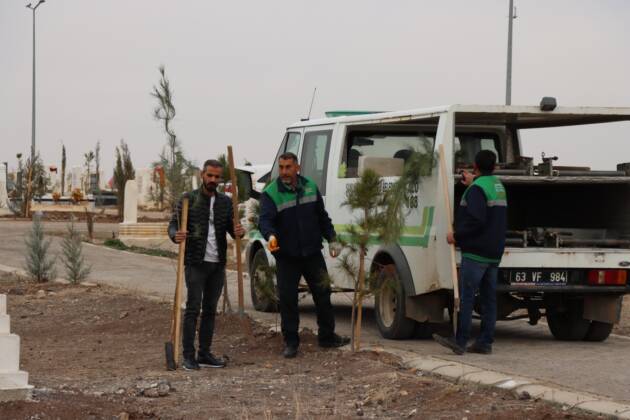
[1,0,629,176]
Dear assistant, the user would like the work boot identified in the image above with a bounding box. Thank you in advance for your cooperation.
[318,333,351,348]
[467,342,492,355]
[197,352,226,368]
[182,358,200,371]
[283,345,298,359]
[432,334,465,355]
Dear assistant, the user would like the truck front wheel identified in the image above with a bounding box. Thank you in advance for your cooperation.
[374,265,415,339]
[249,248,278,312]
[546,299,590,341]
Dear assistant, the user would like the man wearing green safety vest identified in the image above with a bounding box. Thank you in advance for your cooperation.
[434,150,507,355]
[259,152,350,358]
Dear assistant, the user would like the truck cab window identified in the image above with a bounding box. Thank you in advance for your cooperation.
[270,132,301,180]
[300,130,332,195]
[454,133,502,169]
[342,131,435,178]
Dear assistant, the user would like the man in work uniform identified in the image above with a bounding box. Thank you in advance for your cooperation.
[434,150,507,355]
[169,159,245,370]
[259,152,350,358]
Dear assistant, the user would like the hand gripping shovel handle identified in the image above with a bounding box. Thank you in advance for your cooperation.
[438,144,460,335]
[165,196,189,370]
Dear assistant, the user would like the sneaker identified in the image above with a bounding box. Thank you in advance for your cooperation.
[318,333,351,348]
[182,358,200,370]
[432,334,465,355]
[283,345,298,359]
[467,342,492,355]
[197,352,226,368]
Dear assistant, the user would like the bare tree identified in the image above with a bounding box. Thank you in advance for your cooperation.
[95,140,101,191]
[61,143,66,195]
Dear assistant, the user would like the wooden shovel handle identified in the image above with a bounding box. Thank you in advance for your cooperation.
[227,146,245,316]
[438,145,460,332]
[173,196,189,366]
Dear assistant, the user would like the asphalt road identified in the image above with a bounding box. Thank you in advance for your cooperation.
[1,220,629,403]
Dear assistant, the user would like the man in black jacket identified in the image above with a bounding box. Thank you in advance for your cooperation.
[259,152,350,358]
[434,150,507,355]
[169,159,245,370]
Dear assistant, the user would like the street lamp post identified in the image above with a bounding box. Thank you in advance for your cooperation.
[26,0,45,162]
[505,0,517,105]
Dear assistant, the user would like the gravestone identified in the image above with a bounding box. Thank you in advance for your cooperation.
[135,168,153,207]
[70,166,82,191]
[123,179,138,224]
[0,294,32,401]
[0,165,8,209]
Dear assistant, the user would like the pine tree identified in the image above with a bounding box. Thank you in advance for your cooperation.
[152,65,194,211]
[24,215,56,283]
[339,146,435,351]
[60,218,91,284]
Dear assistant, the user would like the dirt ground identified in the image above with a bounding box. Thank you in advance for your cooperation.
[0,277,603,419]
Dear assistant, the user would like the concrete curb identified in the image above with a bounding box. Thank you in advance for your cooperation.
[364,346,630,419]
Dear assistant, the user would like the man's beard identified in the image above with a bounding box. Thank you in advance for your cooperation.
[205,182,217,193]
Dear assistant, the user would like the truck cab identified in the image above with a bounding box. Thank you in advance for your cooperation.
[247,104,630,342]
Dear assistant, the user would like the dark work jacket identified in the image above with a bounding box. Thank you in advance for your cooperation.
[454,175,508,264]
[168,189,235,266]
[258,175,336,258]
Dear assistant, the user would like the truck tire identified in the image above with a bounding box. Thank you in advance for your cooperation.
[546,299,590,341]
[249,248,278,312]
[374,265,415,339]
[584,321,614,342]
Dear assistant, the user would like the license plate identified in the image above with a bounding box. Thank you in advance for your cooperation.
[509,270,568,286]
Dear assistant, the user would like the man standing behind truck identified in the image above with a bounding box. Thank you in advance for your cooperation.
[434,150,507,355]
[259,152,350,358]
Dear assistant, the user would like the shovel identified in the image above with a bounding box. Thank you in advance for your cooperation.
[165,195,189,370]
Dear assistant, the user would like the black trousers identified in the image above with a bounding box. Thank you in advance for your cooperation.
[276,252,335,346]
[183,261,225,359]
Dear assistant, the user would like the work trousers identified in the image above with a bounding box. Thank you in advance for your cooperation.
[182,261,225,359]
[276,252,335,346]
[455,257,498,349]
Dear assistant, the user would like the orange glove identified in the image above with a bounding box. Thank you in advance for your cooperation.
[268,235,280,252]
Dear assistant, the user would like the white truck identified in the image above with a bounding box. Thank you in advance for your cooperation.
[246,102,630,342]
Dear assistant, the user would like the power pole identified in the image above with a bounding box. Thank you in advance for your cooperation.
[26,1,45,162]
[505,0,517,105]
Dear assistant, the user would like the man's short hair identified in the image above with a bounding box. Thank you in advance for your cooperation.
[202,159,224,172]
[475,150,497,175]
[279,152,298,163]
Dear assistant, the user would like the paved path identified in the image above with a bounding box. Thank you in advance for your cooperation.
[2,220,629,403]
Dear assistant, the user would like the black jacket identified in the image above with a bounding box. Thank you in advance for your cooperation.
[258,176,336,258]
[454,180,507,263]
[168,189,235,266]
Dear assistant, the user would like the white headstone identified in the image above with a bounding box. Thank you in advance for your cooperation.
[191,174,198,190]
[0,294,32,400]
[71,166,82,191]
[135,168,153,207]
[0,166,8,208]
[123,179,138,224]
